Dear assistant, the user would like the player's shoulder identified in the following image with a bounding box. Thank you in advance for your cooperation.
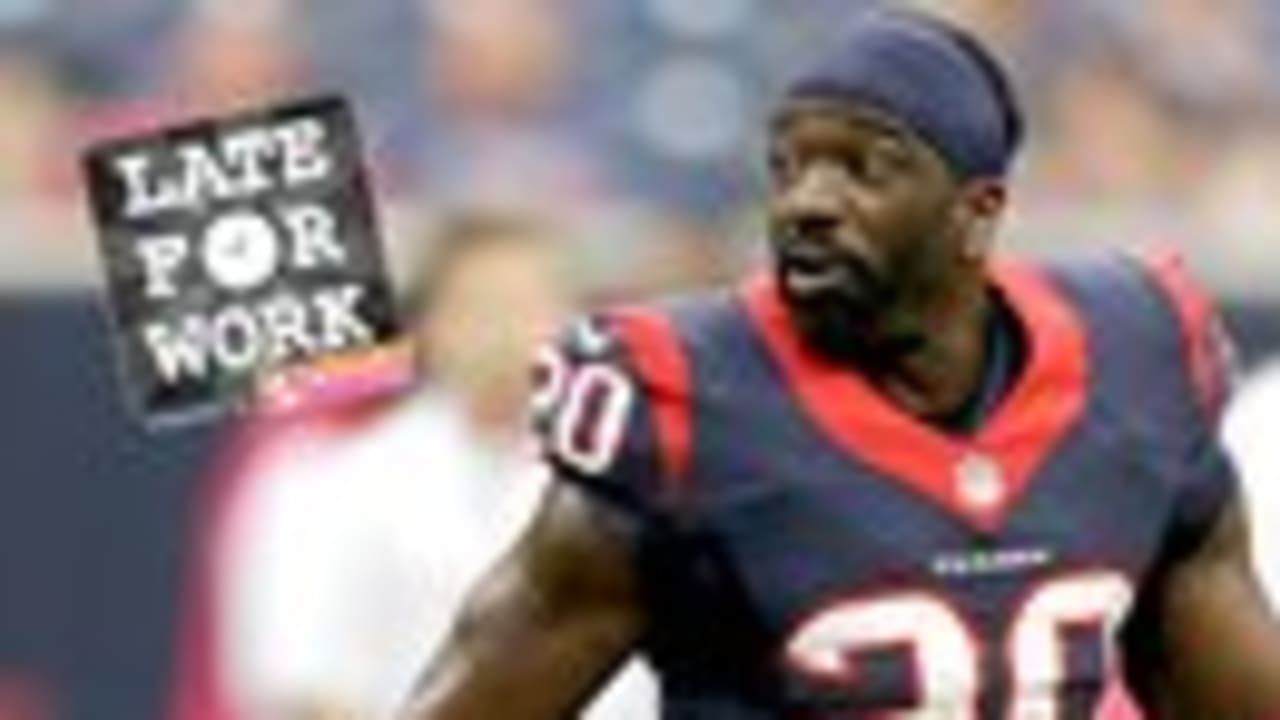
[540,285,741,388]
[530,288,738,502]
[531,284,753,486]
[1035,246,1220,337]
[1037,246,1234,417]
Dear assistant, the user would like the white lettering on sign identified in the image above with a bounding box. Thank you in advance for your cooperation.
[114,117,333,217]
[142,285,373,383]
[132,202,346,299]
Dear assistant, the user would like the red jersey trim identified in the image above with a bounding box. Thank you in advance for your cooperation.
[1132,247,1228,419]
[740,259,1089,532]
[611,308,693,490]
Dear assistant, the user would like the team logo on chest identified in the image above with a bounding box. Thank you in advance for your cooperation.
[954,451,1006,513]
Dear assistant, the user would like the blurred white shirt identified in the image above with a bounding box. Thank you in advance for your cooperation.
[1223,361,1280,600]
[218,389,657,719]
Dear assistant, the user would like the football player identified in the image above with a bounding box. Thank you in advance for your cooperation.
[403,8,1280,718]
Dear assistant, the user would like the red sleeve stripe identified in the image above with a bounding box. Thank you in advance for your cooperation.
[1134,247,1228,417]
[610,308,693,488]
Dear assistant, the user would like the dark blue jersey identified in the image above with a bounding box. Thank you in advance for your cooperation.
[531,250,1238,720]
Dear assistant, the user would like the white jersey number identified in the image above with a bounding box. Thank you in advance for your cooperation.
[785,571,1134,719]
[532,344,635,476]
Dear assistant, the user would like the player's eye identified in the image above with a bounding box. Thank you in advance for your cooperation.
[838,151,872,181]
[842,144,905,187]
[768,146,797,182]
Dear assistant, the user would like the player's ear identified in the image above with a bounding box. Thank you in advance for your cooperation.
[954,180,1006,261]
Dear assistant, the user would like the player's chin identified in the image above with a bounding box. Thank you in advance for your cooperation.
[778,276,882,363]
[777,258,880,315]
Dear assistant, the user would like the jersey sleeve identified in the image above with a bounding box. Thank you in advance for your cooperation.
[1133,248,1243,559]
[529,310,691,521]
[1137,248,1241,424]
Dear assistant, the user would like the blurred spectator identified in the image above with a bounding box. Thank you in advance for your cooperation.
[914,0,1035,59]
[51,0,182,99]
[417,0,612,212]
[0,46,63,200]
[290,0,428,193]
[166,0,299,115]
[1191,126,1280,294]
[0,44,83,287]
[603,0,768,219]
[1117,0,1272,120]
[1030,44,1192,209]
[1005,37,1205,261]
[170,210,657,719]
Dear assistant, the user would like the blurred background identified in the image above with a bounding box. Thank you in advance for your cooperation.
[1,0,1279,717]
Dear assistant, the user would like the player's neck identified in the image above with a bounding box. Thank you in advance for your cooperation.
[858,273,992,424]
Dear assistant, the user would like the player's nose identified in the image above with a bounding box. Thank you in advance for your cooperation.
[781,214,840,251]
[777,163,846,239]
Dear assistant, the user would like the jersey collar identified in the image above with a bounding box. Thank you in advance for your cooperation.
[740,258,1089,532]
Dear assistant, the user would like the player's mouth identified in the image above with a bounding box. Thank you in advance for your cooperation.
[776,239,881,303]
[780,252,849,297]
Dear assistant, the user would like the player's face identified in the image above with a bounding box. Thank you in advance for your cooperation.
[767,99,974,356]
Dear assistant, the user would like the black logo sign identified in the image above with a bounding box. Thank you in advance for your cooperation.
[83,96,403,427]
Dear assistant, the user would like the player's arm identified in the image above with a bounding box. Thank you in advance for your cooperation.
[1125,495,1280,719]
[399,479,645,720]
[404,311,680,719]
[1117,249,1280,717]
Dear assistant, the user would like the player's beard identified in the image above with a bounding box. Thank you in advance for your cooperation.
[771,238,913,366]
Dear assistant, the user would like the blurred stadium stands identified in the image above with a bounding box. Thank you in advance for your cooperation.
[2,0,1280,294]
[0,0,1278,717]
